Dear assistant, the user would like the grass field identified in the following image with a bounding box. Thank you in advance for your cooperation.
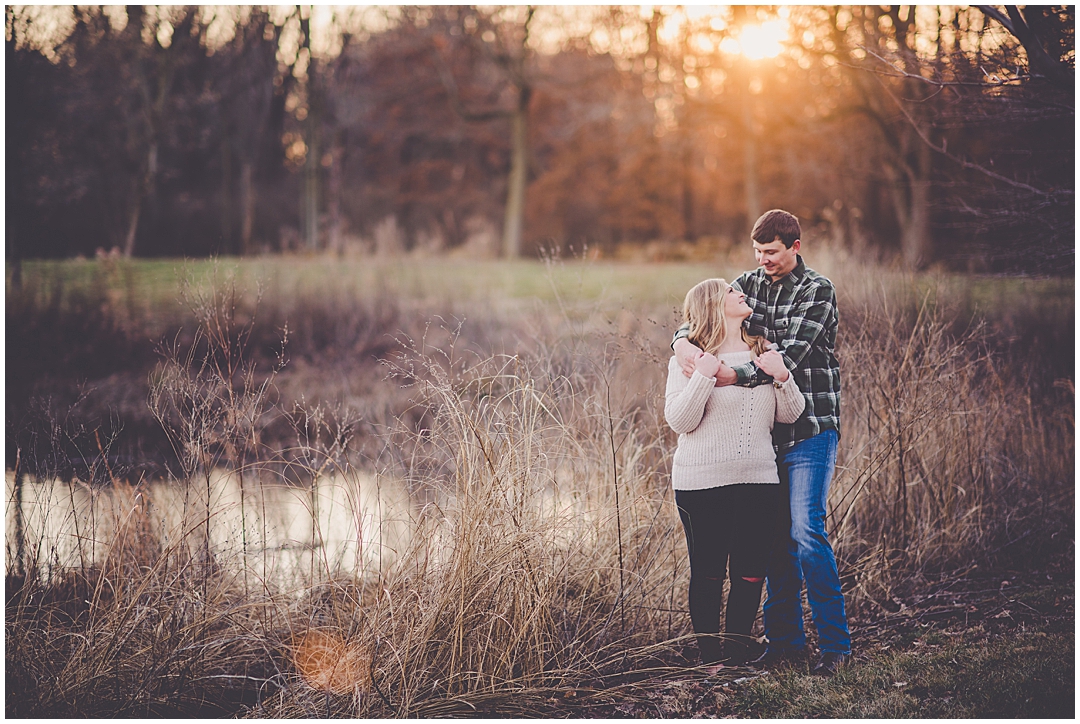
[6,253,1074,717]
[10,250,1076,311]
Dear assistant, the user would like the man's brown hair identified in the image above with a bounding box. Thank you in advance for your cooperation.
[751,209,801,248]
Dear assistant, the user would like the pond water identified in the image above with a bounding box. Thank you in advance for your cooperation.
[5,469,414,590]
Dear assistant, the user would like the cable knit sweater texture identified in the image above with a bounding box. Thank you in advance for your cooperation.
[665,351,805,491]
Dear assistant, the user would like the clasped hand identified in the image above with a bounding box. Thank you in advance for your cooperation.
[754,349,789,382]
[693,351,721,378]
[675,338,789,384]
[674,339,736,386]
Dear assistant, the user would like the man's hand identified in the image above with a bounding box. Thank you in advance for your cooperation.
[673,338,702,378]
[714,362,737,387]
[754,349,789,382]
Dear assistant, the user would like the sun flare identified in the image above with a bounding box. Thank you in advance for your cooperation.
[293,630,371,695]
[726,19,788,60]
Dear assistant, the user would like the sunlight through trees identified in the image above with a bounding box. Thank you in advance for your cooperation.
[6,5,1073,272]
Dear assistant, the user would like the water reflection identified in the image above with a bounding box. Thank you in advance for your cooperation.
[6,469,413,590]
[7,460,631,593]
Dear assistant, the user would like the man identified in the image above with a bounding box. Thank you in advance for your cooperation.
[672,209,850,675]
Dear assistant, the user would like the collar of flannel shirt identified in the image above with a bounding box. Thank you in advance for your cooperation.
[759,255,806,292]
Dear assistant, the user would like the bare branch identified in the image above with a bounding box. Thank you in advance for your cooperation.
[976,5,1074,88]
[973,5,1014,34]
[872,72,1072,201]
[854,45,1030,90]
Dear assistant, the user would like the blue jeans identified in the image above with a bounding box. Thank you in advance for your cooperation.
[762,429,850,654]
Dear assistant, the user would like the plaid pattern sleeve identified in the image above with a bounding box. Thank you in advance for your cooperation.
[736,258,841,450]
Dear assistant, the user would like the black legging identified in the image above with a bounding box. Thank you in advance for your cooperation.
[676,483,780,664]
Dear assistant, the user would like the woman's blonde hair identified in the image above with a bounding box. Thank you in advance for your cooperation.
[682,278,770,356]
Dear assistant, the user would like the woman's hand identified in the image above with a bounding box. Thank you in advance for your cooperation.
[755,349,789,382]
[673,338,703,378]
[695,352,721,379]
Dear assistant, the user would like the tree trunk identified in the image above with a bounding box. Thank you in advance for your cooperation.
[326,141,344,255]
[502,90,529,258]
[681,142,694,240]
[220,138,233,253]
[239,161,255,255]
[122,189,142,257]
[742,84,761,233]
[886,138,933,270]
[733,7,761,233]
[872,7,934,270]
[902,141,933,269]
[123,143,156,258]
[304,135,319,251]
[901,184,932,269]
[300,8,319,251]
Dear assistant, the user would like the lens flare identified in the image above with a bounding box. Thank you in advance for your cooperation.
[293,630,371,694]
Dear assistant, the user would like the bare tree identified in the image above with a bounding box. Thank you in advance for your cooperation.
[219,9,284,255]
[118,7,200,257]
[841,4,1074,270]
[429,6,536,257]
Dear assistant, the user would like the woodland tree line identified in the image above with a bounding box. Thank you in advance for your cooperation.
[5,5,1074,272]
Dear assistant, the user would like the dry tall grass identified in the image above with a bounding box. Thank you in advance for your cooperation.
[835,291,1073,607]
[6,258,1072,716]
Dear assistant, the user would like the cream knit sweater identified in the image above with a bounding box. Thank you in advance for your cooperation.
[665,351,805,491]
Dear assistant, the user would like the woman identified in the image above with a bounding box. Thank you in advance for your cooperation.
[665,278,805,673]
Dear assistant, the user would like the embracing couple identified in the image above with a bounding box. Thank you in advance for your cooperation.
[664,209,850,677]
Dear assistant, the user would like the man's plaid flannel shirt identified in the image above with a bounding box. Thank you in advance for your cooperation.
[674,256,840,451]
